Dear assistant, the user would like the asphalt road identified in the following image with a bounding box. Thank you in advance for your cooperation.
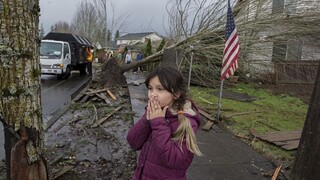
[0,73,90,162]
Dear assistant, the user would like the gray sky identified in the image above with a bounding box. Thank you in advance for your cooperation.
[40,0,169,36]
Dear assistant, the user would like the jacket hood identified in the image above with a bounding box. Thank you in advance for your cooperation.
[166,100,201,127]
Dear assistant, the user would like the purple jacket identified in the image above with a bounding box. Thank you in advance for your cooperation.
[127,101,201,180]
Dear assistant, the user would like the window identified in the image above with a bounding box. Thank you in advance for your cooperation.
[40,42,62,59]
[272,40,302,62]
[272,0,285,14]
[287,40,302,61]
[272,41,287,62]
[285,0,297,15]
[63,44,70,58]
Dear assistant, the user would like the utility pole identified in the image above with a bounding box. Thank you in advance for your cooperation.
[105,0,108,50]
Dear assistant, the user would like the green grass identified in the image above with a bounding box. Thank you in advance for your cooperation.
[190,83,308,162]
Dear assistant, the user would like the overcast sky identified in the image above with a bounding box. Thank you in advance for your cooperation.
[40,0,169,36]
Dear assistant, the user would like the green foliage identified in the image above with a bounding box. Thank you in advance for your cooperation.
[144,39,152,57]
[190,83,308,161]
[156,39,166,52]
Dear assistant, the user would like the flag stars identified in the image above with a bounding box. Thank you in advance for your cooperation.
[226,7,236,38]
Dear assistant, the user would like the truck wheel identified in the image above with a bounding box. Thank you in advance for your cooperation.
[62,66,71,79]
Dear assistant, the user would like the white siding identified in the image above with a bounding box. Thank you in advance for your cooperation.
[301,39,320,60]
[117,40,130,45]
[117,33,162,45]
[146,34,162,41]
[236,0,320,78]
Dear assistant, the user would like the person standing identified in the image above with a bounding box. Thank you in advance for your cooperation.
[127,66,203,180]
[136,52,143,72]
[86,47,93,76]
[122,46,128,62]
[108,50,114,59]
[125,50,132,64]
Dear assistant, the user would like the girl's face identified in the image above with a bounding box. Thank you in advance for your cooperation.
[147,76,176,108]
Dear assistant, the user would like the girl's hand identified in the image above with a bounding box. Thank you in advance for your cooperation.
[146,96,168,120]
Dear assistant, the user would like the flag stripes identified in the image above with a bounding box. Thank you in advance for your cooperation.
[221,0,240,80]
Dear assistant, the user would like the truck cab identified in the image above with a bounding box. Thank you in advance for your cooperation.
[40,40,71,79]
[40,32,92,79]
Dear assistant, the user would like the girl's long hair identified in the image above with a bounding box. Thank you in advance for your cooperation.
[145,66,202,156]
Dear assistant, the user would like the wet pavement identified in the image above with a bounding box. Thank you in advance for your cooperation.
[41,73,91,122]
[125,71,275,180]
[125,72,148,123]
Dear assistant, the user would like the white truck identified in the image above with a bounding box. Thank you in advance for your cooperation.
[40,32,92,79]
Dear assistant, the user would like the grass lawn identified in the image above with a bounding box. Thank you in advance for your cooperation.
[190,83,309,162]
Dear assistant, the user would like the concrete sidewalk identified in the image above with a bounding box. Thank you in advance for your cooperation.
[125,72,274,180]
[187,126,274,180]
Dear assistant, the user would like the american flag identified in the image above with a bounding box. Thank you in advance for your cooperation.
[221,0,240,80]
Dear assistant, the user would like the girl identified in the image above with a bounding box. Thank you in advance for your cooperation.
[127,66,202,180]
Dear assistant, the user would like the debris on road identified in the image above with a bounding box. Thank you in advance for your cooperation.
[255,130,302,150]
[44,74,136,179]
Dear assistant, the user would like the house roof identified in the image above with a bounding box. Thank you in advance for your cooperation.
[117,32,158,40]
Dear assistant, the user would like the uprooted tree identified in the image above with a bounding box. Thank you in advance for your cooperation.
[101,4,320,177]
[0,0,48,179]
[116,0,320,87]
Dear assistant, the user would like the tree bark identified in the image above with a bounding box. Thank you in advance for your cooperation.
[0,0,48,179]
[291,62,320,179]
[159,48,184,68]
[120,51,163,72]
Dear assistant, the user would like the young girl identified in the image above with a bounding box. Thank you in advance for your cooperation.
[127,66,202,180]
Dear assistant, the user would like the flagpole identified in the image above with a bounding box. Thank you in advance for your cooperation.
[187,51,194,89]
[217,80,224,121]
[218,0,239,121]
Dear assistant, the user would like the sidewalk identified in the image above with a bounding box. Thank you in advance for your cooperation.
[125,72,274,180]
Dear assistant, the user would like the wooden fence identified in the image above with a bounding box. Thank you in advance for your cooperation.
[275,61,320,84]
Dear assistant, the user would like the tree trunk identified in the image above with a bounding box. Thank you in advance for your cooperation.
[291,62,320,179]
[159,48,184,68]
[120,51,163,72]
[0,0,48,179]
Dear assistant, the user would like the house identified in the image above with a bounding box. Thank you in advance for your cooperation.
[106,40,118,51]
[234,0,320,84]
[116,32,162,46]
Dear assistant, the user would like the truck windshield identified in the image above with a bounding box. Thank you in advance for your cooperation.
[40,42,62,59]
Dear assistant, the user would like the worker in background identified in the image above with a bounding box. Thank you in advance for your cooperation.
[87,47,93,76]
